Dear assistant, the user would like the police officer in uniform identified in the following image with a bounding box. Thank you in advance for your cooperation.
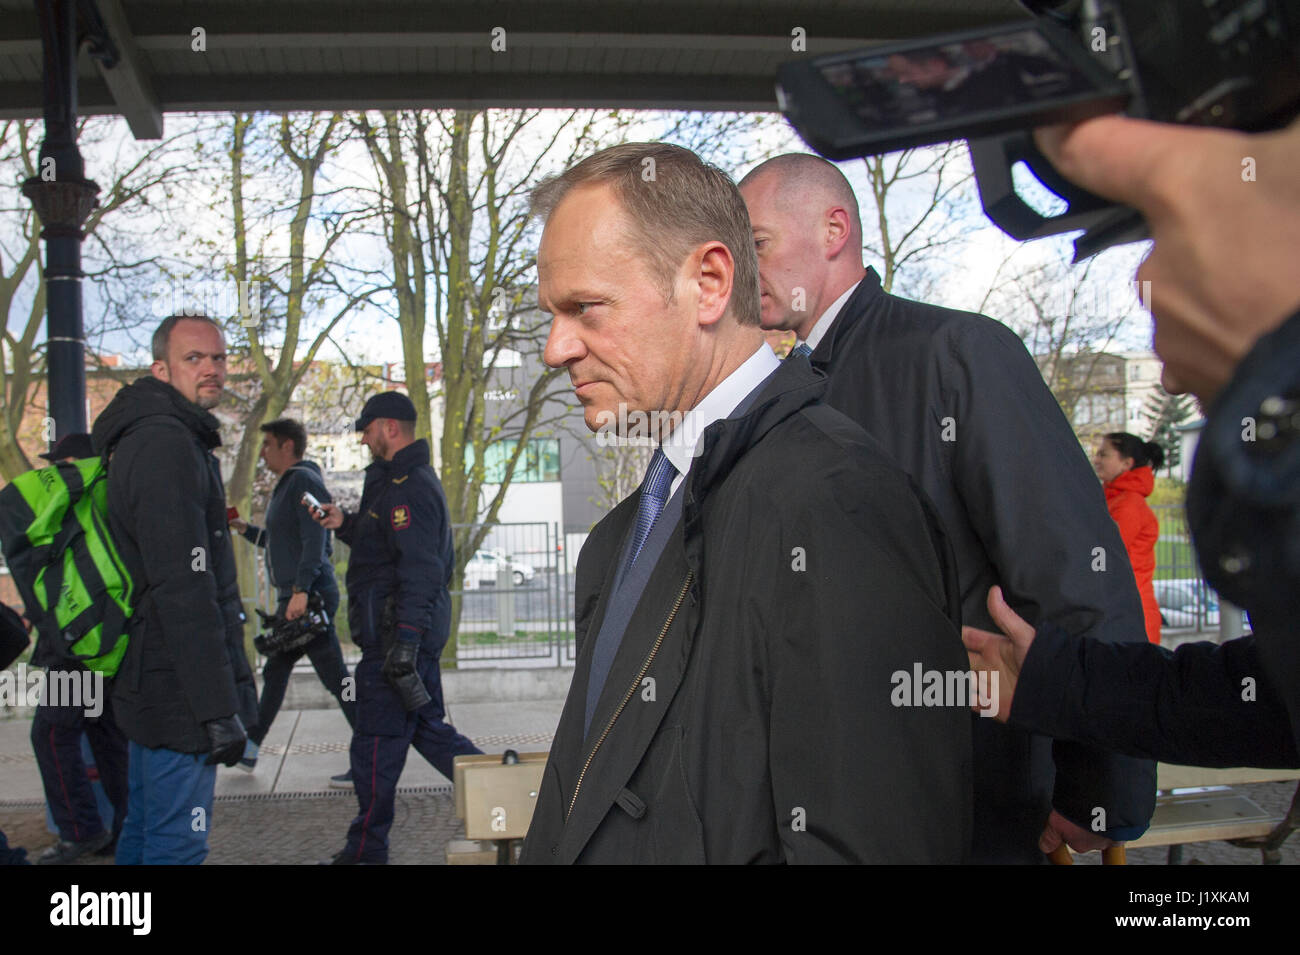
[315,392,481,864]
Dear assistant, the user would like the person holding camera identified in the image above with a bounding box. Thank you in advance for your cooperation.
[231,418,356,787]
[311,392,480,865]
[964,115,1300,777]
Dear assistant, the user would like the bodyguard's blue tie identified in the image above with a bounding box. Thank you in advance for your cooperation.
[789,341,813,360]
[625,447,676,573]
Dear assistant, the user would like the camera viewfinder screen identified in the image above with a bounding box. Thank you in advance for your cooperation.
[820,28,1102,130]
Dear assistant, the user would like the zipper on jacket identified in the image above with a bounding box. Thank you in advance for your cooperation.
[566,571,693,821]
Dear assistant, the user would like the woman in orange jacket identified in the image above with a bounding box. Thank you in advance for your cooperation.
[1094,432,1164,644]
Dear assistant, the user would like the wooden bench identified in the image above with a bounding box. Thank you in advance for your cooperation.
[1126,764,1300,863]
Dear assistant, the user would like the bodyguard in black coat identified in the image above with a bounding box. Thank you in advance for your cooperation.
[741,156,1155,862]
[520,143,972,864]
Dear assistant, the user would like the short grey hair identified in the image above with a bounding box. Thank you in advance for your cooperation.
[739,153,864,242]
[530,143,761,326]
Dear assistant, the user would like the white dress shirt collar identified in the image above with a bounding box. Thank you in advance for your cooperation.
[800,279,862,353]
[660,344,780,497]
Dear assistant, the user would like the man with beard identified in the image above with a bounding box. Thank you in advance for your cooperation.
[313,392,481,865]
[91,314,257,865]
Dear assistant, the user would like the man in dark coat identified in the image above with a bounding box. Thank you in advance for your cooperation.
[519,143,972,864]
[741,155,1155,862]
[91,314,257,865]
[314,391,481,865]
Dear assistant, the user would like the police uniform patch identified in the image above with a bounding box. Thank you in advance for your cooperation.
[391,505,411,530]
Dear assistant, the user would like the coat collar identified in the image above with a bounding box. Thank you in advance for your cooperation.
[1106,464,1154,499]
[810,266,884,368]
[363,438,430,483]
[681,355,826,522]
[92,375,223,452]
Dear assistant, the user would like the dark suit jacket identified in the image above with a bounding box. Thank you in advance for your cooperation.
[520,358,973,863]
[810,269,1155,860]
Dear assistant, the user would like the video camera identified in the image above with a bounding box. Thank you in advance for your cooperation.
[254,593,330,657]
[776,0,1300,260]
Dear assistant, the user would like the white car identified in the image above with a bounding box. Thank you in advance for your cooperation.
[462,549,536,589]
[1154,579,1248,631]
[1154,580,1214,629]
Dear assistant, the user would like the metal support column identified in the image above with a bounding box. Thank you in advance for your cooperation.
[23,0,102,446]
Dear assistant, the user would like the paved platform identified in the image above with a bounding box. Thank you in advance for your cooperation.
[4,660,1299,865]
[0,694,564,865]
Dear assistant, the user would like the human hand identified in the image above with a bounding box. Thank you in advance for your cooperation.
[204,715,248,767]
[1035,115,1300,403]
[1040,808,1113,857]
[285,591,308,621]
[382,640,418,681]
[314,503,344,530]
[961,585,1035,723]
[230,517,248,534]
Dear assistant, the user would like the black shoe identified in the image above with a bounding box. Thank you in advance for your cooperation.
[329,769,353,790]
[321,849,384,865]
[37,830,112,865]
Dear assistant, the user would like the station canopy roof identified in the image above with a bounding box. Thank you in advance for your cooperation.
[1,0,1028,138]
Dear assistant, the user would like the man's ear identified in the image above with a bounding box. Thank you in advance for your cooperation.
[694,241,734,327]
[151,360,170,383]
[824,207,853,260]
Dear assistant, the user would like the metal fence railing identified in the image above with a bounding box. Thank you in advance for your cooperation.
[1150,503,1239,635]
[250,521,578,669]
[449,521,575,665]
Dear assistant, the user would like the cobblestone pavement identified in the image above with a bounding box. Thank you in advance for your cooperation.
[0,788,466,865]
[4,780,1297,865]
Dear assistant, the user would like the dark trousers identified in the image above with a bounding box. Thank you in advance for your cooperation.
[342,636,480,863]
[249,581,357,746]
[31,687,129,845]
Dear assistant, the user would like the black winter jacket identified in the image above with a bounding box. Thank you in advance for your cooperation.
[92,377,257,753]
[810,269,1155,855]
[520,358,973,864]
[337,439,453,649]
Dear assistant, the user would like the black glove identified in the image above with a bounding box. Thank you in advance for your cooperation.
[383,640,431,711]
[383,639,418,679]
[204,715,248,767]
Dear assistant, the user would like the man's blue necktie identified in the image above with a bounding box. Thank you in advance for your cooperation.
[789,341,813,360]
[625,447,676,572]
